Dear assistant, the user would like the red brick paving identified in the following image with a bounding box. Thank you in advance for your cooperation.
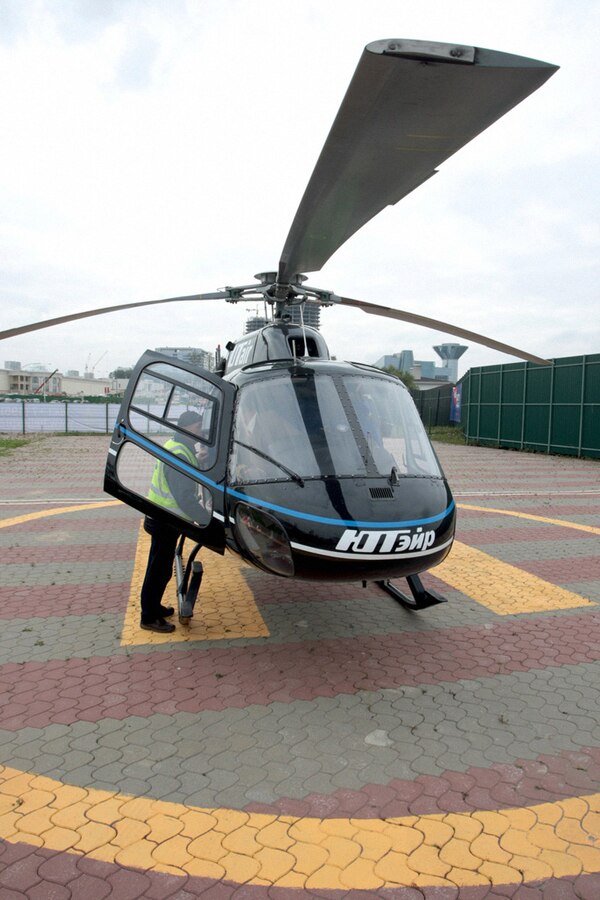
[517,556,600,581]
[1,612,600,731]
[461,502,600,517]
[246,745,600,818]
[456,525,595,544]
[0,583,132,619]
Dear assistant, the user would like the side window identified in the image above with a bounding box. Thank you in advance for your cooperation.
[128,363,220,470]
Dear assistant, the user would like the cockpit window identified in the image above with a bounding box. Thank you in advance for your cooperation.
[230,377,320,482]
[342,375,441,478]
[229,371,441,483]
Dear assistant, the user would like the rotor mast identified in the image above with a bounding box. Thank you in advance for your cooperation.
[222,272,340,321]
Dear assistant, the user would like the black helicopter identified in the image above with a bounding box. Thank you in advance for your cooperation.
[2,39,557,614]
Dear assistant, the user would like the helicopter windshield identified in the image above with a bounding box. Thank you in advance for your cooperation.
[229,370,442,483]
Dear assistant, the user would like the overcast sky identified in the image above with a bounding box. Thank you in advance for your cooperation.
[1,0,598,380]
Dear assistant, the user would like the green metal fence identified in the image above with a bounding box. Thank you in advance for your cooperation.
[460,354,600,458]
[410,383,454,428]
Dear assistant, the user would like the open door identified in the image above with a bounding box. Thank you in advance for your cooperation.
[104,351,236,553]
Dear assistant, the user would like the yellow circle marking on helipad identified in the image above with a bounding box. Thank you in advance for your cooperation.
[431,502,599,614]
[457,503,600,536]
[432,539,595,615]
[0,500,118,530]
[0,765,599,889]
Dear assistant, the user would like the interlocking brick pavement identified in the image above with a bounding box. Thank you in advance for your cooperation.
[0,434,599,897]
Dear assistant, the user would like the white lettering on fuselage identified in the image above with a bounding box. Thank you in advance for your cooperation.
[227,336,255,370]
[335,527,436,554]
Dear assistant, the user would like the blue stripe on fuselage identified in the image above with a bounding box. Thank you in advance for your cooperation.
[119,426,455,529]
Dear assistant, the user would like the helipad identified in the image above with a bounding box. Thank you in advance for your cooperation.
[1,435,599,898]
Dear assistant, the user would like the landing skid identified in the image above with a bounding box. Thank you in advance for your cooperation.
[375,574,447,611]
[174,537,204,624]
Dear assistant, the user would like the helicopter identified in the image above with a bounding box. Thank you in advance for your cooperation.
[1,38,557,616]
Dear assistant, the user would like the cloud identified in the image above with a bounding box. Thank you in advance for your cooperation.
[113,32,160,90]
[0,0,30,44]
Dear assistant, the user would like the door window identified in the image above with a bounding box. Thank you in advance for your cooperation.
[105,352,235,551]
[129,362,220,469]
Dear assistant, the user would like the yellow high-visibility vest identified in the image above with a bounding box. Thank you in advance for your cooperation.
[147,439,197,519]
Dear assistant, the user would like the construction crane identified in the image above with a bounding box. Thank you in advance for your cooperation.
[84,351,107,379]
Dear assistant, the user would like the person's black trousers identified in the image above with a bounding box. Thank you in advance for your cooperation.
[140,516,180,622]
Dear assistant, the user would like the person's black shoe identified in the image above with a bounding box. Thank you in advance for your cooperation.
[140,617,176,634]
[158,605,175,618]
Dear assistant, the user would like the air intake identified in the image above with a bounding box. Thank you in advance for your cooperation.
[369,487,394,499]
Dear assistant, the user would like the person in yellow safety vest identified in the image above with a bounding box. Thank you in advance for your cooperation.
[140,410,209,633]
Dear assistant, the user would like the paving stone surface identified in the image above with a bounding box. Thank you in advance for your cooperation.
[0,434,599,898]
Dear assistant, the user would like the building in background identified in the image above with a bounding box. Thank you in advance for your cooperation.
[373,343,468,388]
[0,362,111,397]
[375,350,416,373]
[287,304,321,330]
[432,344,468,384]
[0,363,61,396]
[59,373,112,397]
[245,315,268,334]
[154,346,215,372]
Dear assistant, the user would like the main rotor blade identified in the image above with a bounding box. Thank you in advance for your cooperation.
[278,39,557,282]
[0,292,229,341]
[339,296,551,366]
